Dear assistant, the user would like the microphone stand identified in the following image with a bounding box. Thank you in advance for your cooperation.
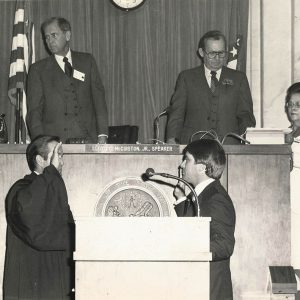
[221,132,250,144]
[153,108,169,144]
[147,170,200,217]
[153,115,161,144]
[189,130,219,143]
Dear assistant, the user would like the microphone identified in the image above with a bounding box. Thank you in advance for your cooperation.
[153,107,170,144]
[221,132,250,144]
[145,168,155,177]
[145,168,200,217]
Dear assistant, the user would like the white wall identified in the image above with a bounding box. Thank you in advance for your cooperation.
[247,0,299,129]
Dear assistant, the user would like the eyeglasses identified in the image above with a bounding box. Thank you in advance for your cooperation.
[286,102,300,109]
[204,50,227,59]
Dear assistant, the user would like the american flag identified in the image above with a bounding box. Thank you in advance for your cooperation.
[227,35,243,70]
[8,0,35,143]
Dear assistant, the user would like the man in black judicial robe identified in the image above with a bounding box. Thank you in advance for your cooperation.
[174,139,235,300]
[3,135,74,300]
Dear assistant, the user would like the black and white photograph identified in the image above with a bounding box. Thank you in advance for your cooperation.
[0,0,299,299]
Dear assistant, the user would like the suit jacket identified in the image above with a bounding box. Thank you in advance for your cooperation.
[26,51,108,143]
[166,65,256,144]
[175,180,236,300]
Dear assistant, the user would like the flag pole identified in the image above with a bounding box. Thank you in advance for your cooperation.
[8,0,35,144]
[19,88,24,143]
[15,88,22,144]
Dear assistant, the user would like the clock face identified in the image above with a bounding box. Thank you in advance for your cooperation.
[111,0,145,10]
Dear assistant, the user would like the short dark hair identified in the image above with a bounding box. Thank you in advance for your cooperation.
[285,82,300,116]
[26,135,60,172]
[198,30,227,51]
[184,139,226,179]
[285,82,300,105]
[41,17,71,34]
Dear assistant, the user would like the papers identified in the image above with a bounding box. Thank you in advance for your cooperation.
[246,128,286,144]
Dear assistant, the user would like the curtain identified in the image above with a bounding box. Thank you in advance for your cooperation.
[0,0,249,143]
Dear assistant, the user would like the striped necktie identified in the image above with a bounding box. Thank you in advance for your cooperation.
[210,70,218,93]
[63,57,73,77]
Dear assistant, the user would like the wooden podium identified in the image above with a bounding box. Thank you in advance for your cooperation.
[74,217,212,300]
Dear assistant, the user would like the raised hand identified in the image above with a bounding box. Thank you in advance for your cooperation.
[50,142,63,173]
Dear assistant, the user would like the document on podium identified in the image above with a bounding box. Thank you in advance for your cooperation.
[246,128,286,144]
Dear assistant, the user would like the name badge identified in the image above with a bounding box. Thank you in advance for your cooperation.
[73,69,85,81]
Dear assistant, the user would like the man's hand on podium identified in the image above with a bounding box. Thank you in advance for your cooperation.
[97,134,108,144]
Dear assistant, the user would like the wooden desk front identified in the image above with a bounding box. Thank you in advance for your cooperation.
[0,144,292,299]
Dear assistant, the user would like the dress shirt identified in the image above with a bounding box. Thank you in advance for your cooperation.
[174,178,215,205]
[204,65,221,87]
[55,49,72,72]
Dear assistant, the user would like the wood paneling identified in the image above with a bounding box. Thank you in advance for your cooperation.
[0,144,292,299]
[229,154,291,298]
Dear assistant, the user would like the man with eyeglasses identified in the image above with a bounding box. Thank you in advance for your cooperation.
[166,30,256,144]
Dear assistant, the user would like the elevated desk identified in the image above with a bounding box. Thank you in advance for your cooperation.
[0,144,292,299]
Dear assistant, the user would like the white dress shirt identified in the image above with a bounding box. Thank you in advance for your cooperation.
[174,178,215,206]
[204,64,221,88]
[54,49,72,72]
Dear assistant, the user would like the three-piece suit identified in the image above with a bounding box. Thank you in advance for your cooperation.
[166,65,256,144]
[26,51,108,143]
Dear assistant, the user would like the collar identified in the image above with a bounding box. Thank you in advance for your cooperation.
[55,49,72,66]
[194,178,215,196]
[173,178,215,206]
[34,171,40,175]
[204,64,222,80]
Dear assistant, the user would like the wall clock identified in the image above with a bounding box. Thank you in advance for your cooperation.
[111,0,146,11]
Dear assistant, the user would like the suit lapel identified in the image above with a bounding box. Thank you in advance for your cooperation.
[43,57,73,102]
[196,65,212,112]
[71,51,77,70]
[47,55,72,85]
[71,51,87,75]
[218,67,232,95]
[70,51,85,90]
[199,64,222,97]
[210,67,223,97]
[199,64,211,92]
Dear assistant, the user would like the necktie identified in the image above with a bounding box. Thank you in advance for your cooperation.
[63,57,73,77]
[210,70,218,93]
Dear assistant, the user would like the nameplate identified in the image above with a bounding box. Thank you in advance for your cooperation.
[85,144,180,155]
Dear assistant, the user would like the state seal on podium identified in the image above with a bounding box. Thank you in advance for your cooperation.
[95,177,172,217]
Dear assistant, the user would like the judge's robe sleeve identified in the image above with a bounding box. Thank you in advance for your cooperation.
[6,165,72,251]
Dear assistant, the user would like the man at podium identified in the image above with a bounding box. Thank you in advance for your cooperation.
[174,139,236,300]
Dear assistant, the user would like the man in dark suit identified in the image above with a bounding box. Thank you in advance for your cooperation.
[174,139,235,300]
[27,17,108,143]
[166,30,256,144]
